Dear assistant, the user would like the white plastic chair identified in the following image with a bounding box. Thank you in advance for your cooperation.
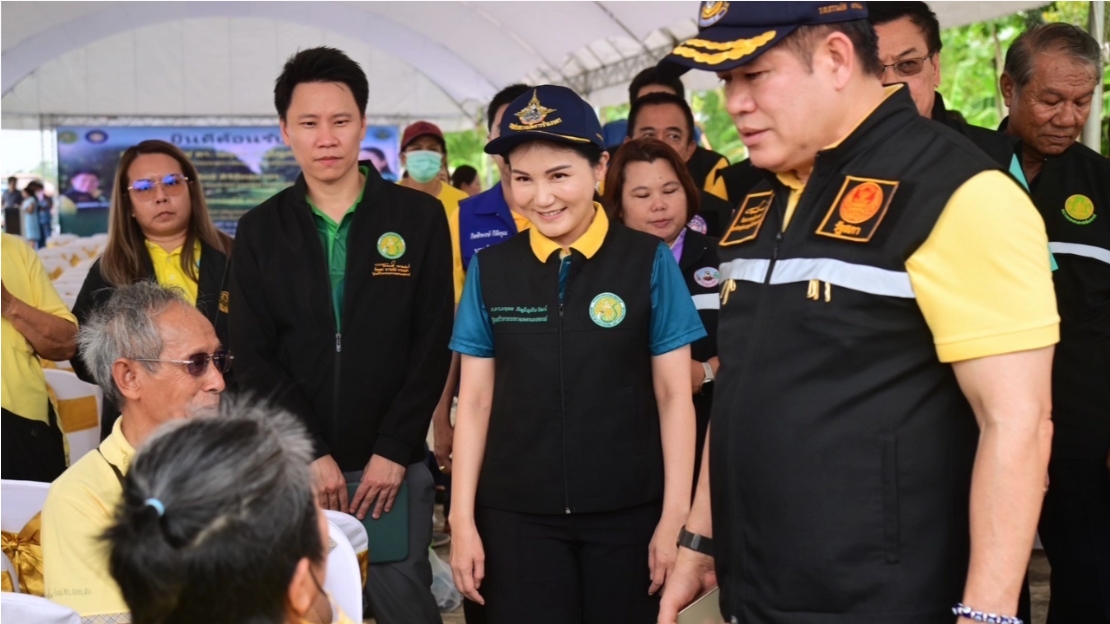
[324,510,369,562]
[325,519,363,623]
[42,369,102,464]
[2,551,20,593]
[0,480,51,534]
[1,592,81,624]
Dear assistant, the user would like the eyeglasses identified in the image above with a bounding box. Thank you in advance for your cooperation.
[127,174,190,201]
[880,54,934,78]
[132,350,233,377]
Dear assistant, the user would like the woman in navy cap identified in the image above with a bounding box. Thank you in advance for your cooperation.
[448,85,704,624]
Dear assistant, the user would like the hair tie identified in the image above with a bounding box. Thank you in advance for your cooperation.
[144,498,166,517]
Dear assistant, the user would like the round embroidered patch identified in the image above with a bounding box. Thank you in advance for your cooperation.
[686,215,708,235]
[377,232,406,259]
[839,181,884,224]
[589,292,626,328]
[1063,194,1096,225]
[694,267,720,288]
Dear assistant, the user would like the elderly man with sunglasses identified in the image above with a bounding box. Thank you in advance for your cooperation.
[42,281,228,622]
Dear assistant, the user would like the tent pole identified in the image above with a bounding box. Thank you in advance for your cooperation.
[1082,0,1106,152]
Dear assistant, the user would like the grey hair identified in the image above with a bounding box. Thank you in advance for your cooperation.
[105,395,321,624]
[76,281,190,406]
[1004,23,1103,90]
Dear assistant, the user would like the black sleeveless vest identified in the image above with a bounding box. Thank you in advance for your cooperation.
[712,89,1001,623]
[476,222,664,515]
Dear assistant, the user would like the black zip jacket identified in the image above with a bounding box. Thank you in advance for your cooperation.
[931,93,1020,171]
[229,165,453,470]
[71,238,230,440]
[677,228,719,478]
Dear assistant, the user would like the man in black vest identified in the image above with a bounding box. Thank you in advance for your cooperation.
[999,23,1110,624]
[657,4,1059,624]
[869,2,1025,180]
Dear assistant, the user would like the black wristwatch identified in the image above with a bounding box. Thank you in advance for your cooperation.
[677,526,714,557]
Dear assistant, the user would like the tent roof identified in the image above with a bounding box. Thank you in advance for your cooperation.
[1,1,1051,130]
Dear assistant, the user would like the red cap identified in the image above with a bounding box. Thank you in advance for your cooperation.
[400,121,445,150]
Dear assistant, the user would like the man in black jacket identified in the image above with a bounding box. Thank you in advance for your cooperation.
[229,47,453,624]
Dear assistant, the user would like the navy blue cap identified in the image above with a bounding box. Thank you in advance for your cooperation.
[485,85,605,156]
[659,1,869,76]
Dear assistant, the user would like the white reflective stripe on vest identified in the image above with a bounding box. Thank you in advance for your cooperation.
[720,259,771,283]
[1048,242,1110,266]
[770,257,917,299]
[692,293,720,310]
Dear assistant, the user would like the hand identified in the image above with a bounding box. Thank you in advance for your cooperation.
[433,408,454,475]
[450,522,486,605]
[350,455,406,520]
[648,518,683,595]
[657,547,717,624]
[690,359,705,395]
[310,455,348,512]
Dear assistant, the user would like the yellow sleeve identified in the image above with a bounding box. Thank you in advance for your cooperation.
[20,238,76,325]
[446,203,464,304]
[906,171,1059,363]
[703,157,729,202]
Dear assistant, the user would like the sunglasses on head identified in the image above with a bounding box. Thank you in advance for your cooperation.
[132,350,233,377]
[880,54,934,78]
[127,174,190,201]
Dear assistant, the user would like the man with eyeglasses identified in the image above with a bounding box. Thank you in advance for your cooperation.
[869,2,1025,181]
[43,281,227,621]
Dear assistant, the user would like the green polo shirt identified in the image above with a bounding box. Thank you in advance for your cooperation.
[308,166,368,331]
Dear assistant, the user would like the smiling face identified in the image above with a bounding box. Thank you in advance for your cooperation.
[720,46,842,174]
[1002,50,1098,159]
[281,82,368,185]
[507,142,608,249]
[619,159,689,244]
[127,153,192,241]
[874,17,940,117]
[631,103,696,162]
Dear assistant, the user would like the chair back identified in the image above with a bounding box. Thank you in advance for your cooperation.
[325,520,363,622]
[324,510,370,587]
[0,481,50,533]
[42,369,102,464]
[0,592,81,624]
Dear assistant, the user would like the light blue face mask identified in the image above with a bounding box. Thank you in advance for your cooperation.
[405,150,443,184]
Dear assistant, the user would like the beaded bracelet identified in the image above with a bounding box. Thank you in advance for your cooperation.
[952,603,1023,624]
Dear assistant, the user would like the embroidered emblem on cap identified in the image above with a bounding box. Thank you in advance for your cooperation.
[671,31,777,66]
[510,91,562,131]
[816,176,899,243]
[721,191,772,246]
[1063,194,1096,225]
[694,267,720,288]
[698,1,729,27]
[589,292,626,328]
[687,215,708,234]
[377,232,406,260]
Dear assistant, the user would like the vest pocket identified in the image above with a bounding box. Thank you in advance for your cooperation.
[880,433,900,564]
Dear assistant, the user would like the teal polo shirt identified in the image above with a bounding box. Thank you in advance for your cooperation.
[308,166,368,330]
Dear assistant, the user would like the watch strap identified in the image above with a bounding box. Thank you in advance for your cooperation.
[677,526,714,557]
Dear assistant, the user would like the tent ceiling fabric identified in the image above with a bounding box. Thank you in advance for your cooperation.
[1,1,1050,130]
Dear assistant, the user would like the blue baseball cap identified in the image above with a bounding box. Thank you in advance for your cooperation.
[485,85,605,156]
[659,1,870,76]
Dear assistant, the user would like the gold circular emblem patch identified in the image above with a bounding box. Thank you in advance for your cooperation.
[839,181,884,224]
[1064,194,1095,223]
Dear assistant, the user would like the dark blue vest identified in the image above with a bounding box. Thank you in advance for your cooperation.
[458,185,519,269]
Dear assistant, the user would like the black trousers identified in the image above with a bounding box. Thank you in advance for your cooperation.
[1038,458,1110,624]
[476,501,662,624]
[1,405,67,483]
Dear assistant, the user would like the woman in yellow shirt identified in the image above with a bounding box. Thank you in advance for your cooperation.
[72,140,232,438]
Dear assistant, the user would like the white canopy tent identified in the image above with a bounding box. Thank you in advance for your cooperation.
[1,1,1058,131]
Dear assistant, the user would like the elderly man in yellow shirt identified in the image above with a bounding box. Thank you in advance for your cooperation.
[1,233,78,482]
[42,281,227,621]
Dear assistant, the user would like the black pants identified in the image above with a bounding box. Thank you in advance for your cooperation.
[1038,458,1110,624]
[2,405,67,482]
[476,501,662,624]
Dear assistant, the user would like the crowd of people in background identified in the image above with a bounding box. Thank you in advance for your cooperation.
[1,2,1107,624]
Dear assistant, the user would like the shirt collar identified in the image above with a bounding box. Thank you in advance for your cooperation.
[101,415,137,475]
[308,166,369,221]
[528,202,608,262]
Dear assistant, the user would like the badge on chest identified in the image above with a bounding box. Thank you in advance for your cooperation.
[721,191,772,246]
[816,177,899,243]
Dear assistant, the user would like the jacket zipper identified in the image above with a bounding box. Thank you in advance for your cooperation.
[557,260,571,514]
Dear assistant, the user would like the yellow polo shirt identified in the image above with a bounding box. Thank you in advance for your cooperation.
[145,239,201,306]
[437,183,470,304]
[43,416,134,619]
[1,233,78,424]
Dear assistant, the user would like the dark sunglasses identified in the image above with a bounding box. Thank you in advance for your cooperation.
[132,350,233,377]
[880,54,934,78]
[127,174,190,201]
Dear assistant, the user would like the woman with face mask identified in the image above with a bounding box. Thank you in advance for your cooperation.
[398,121,468,304]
